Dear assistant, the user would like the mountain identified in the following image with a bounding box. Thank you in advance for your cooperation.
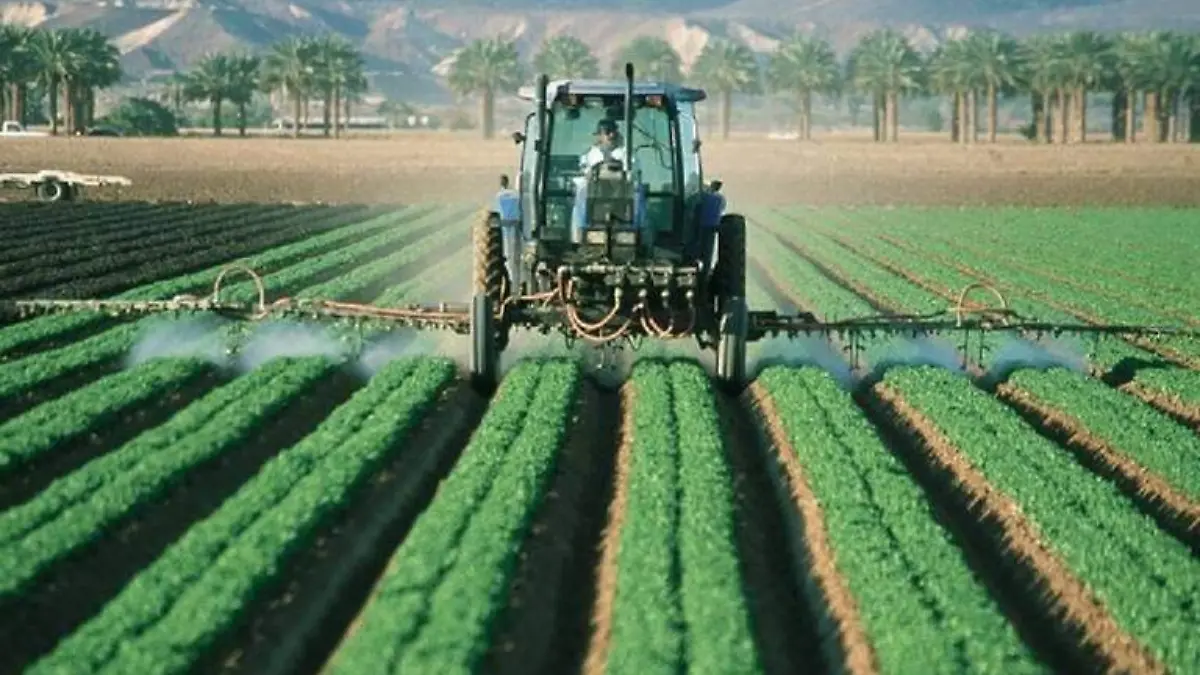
[2,0,1198,104]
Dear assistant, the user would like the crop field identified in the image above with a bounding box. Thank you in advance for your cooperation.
[0,196,1198,675]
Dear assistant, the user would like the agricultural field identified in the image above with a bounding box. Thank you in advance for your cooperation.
[0,195,1199,674]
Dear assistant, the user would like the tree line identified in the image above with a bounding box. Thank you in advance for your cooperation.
[0,25,367,137]
[3,22,1198,143]
[452,29,1200,143]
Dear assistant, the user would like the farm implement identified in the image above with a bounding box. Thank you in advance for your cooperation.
[3,65,1197,389]
[3,263,1196,390]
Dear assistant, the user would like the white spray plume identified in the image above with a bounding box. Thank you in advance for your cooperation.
[984,334,1087,382]
[236,320,348,372]
[125,315,231,369]
[354,332,418,379]
[868,335,968,381]
[748,336,857,390]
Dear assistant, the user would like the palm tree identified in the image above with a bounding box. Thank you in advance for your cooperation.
[962,30,1023,143]
[1110,32,1156,143]
[1019,34,1069,143]
[848,29,924,142]
[69,28,121,132]
[29,28,84,135]
[0,25,37,125]
[447,37,522,140]
[261,37,313,137]
[766,33,840,140]
[611,36,683,82]
[690,38,759,140]
[309,35,363,137]
[533,35,600,79]
[928,39,973,143]
[1056,31,1112,143]
[182,53,234,135]
[224,53,261,136]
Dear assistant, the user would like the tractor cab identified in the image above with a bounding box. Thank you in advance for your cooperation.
[510,71,718,286]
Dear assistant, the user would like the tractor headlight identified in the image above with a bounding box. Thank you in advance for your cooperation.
[585,229,607,245]
[614,230,638,246]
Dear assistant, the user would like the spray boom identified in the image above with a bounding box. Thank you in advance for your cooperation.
[3,266,1196,372]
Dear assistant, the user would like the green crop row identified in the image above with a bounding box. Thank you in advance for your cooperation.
[755,366,1042,674]
[1006,368,1200,501]
[0,204,434,358]
[327,359,578,674]
[883,366,1200,673]
[30,356,455,675]
[295,210,469,300]
[0,208,459,396]
[753,209,1200,426]
[0,357,214,477]
[604,360,761,675]
[0,356,334,599]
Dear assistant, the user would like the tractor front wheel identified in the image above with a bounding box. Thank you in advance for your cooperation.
[36,180,72,203]
[713,213,747,390]
[470,211,510,391]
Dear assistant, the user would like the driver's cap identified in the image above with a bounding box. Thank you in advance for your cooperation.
[595,119,618,135]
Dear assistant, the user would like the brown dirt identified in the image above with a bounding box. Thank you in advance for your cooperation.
[870,383,1164,674]
[996,383,1200,551]
[748,382,878,675]
[483,381,620,675]
[6,135,1200,207]
[581,380,635,675]
[1117,381,1200,431]
[716,389,826,675]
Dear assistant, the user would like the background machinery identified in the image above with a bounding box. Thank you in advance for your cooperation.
[2,64,1198,393]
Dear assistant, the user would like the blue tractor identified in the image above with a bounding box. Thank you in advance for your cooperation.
[470,63,750,390]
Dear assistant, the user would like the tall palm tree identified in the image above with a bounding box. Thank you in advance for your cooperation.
[446,37,522,139]
[309,35,362,138]
[766,33,840,140]
[1056,31,1112,143]
[611,36,683,82]
[848,29,924,142]
[533,34,600,79]
[0,25,37,125]
[928,39,973,143]
[29,28,84,135]
[1022,34,1072,143]
[182,53,234,135]
[962,30,1023,143]
[224,53,261,136]
[69,28,121,132]
[690,38,759,140]
[261,37,313,137]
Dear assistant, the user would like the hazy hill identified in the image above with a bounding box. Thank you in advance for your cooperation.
[2,0,1197,104]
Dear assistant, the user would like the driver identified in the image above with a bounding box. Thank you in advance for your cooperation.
[572,118,640,236]
[579,119,629,172]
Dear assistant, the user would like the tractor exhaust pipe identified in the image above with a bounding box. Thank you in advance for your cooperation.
[534,73,549,237]
[623,62,634,175]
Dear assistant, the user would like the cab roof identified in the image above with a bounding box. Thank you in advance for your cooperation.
[517,79,707,106]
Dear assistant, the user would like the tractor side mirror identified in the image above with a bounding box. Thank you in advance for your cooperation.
[512,131,525,144]
[693,139,701,152]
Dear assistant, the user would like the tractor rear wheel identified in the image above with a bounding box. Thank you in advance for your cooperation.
[470,211,510,391]
[714,214,747,390]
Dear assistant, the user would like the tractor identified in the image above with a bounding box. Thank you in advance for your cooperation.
[468,64,753,390]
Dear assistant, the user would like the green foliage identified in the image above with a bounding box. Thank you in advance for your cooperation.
[611,36,683,82]
[605,360,761,675]
[690,38,761,94]
[533,34,600,79]
[97,96,178,136]
[884,366,1200,672]
[448,37,523,96]
[757,366,1042,673]
[767,33,841,96]
[326,359,579,673]
[30,357,455,674]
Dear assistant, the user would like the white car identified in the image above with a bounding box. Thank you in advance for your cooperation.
[0,121,48,137]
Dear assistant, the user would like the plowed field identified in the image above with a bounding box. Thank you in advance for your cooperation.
[0,201,1197,675]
